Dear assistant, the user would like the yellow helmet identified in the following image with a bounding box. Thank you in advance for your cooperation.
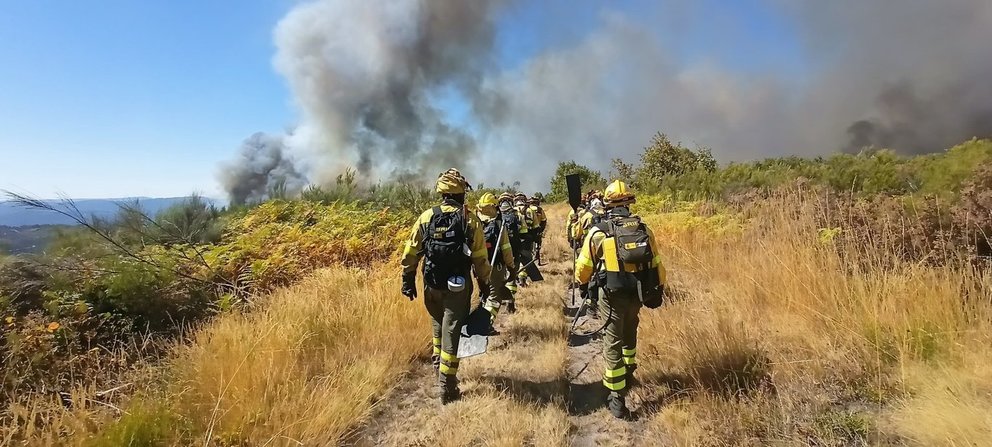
[436,168,471,194]
[603,180,635,206]
[478,192,498,208]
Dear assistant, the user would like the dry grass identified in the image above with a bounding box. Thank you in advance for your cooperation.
[5,264,427,446]
[147,265,426,445]
[5,208,576,446]
[634,192,992,445]
[9,197,989,446]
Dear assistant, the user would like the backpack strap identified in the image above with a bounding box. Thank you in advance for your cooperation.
[601,218,627,272]
[593,221,612,237]
[424,206,443,237]
[585,221,612,271]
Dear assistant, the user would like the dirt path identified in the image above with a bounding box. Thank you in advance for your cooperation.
[345,233,679,446]
[563,278,667,446]
[344,255,573,446]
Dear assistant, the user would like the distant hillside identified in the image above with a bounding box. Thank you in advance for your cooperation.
[0,225,68,254]
[0,197,215,227]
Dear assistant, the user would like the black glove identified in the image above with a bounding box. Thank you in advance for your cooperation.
[401,272,417,300]
[478,281,491,302]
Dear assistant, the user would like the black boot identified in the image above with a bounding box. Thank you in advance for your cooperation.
[627,364,638,384]
[440,383,461,404]
[607,392,630,419]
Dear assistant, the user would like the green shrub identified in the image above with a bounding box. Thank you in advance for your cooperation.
[153,195,224,245]
[203,200,410,294]
[547,161,606,202]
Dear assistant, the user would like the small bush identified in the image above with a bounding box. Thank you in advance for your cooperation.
[203,200,410,294]
[680,318,772,397]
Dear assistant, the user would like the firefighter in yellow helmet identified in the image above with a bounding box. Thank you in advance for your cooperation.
[476,192,517,331]
[528,196,548,264]
[570,190,602,245]
[496,192,523,311]
[401,168,494,404]
[513,193,535,286]
[577,191,606,318]
[574,180,667,419]
[566,193,591,252]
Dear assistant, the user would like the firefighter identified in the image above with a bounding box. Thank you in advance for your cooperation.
[513,193,535,287]
[575,180,667,419]
[401,168,494,404]
[528,196,547,264]
[476,192,517,328]
[573,190,603,244]
[497,192,523,312]
[570,190,600,247]
[579,194,606,318]
[566,194,589,252]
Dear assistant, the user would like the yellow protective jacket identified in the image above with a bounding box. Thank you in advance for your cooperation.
[401,204,492,284]
[529,205,547,230]
[569,209,587,241]
[566,208,578,242]
[477,210,516,270]
[574,216,667,287]
[573,209,603,244]
[515,206,532,235]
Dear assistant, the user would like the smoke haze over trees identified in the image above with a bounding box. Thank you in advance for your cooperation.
[220,0,992,201]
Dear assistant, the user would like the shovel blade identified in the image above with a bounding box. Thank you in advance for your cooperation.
[457,305,492,358]
[525,262,544,282]
[457,333,488,358]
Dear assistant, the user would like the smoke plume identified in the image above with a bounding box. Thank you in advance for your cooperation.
[221,0,992,197]
[273,0,506,179]
[475,1,992,187]
[219,133,307,205]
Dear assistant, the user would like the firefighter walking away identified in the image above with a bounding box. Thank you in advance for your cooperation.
[401,169,494,404]
[528,195,547,265]
[574,180,667,419]
[476,192,517,332]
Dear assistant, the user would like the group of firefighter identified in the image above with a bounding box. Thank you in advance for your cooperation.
[400,168,666,419]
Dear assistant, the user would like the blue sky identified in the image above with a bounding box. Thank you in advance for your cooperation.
[0,0,805,199]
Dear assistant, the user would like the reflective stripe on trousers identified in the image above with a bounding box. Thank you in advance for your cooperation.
[603,364,627,391]
[439,350,459,376]
[600,289,641,393]
[623,347,636,366]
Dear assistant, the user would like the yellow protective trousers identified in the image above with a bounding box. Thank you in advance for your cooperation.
[599,289,641,394]
[424,285,471,388]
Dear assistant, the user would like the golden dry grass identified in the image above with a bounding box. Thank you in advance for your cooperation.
[4,264,428,446]
[8,197,990,446]
[158,265,426,445]
[633,193,992,445]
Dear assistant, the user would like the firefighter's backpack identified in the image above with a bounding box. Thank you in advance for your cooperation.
[597,215,663,308]
[422,207,471,289]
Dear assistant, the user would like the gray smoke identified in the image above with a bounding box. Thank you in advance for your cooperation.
[474,1,992,189]
[220,132,308,205]
[222,0,992,196]
[272,0,506,183]
[844,81,992,154]
[778,1,992,155]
